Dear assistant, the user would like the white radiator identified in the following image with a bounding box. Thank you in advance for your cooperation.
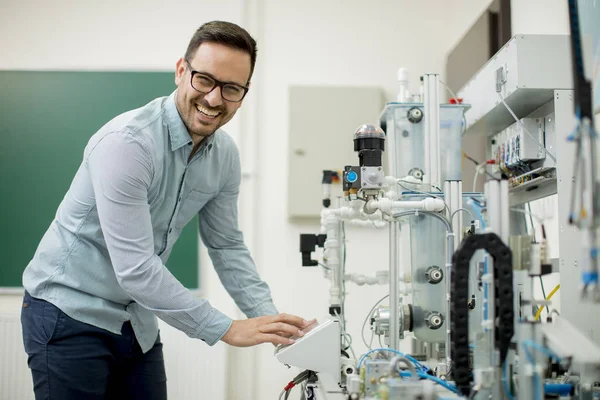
[159,320,228,400]
[0,298,227,400]
[0,313,33,400]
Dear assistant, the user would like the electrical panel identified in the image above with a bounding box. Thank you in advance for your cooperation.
[490,117,546,175]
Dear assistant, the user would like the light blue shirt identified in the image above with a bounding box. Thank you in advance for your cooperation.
[22,91,277,352]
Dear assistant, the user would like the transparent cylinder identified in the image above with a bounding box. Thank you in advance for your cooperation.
[406,193,485,343]
[439,107,464,181]
[383,103,468,182]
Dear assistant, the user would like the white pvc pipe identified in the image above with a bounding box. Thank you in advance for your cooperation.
[424,78,431,186]
[321,205,385,223]
[346,220,387,229]
[365,198,445,214]
[389,220,400,351]
[322,211,342,309]
[343,271,410,286]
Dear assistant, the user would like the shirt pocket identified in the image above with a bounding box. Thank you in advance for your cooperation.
[175,189,215,229]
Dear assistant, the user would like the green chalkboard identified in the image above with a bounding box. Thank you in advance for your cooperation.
[0,71,199,288]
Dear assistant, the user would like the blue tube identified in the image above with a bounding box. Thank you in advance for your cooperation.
[544,383,574,396]
[503,361,515,400]
[583,271,599,285]
[468,199,486,230]
[398,371,457,393]
[521,340,562,361]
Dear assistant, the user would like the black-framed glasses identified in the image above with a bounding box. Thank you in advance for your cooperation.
[185,60,249,102]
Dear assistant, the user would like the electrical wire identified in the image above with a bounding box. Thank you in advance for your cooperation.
[539,276,549,314]
[396,181,451,213]
[438,80,471,138]
[510,207,545,224]
[439,80,458,102]
[463,151,479,166]
[397,179,443,191]
[503,361,515,400]
[462,151,487,169]
[279,370,313,400]
[334,309,356,360]
[526,203,537,241]
[451,207,474,225]
[299,382,307,400]
[534,284,560,321]
[361,294,390,350]
[522,340,563,361]
[317,262,330,270]
[338,222,355,359]
[467,389,479,399]
[393,210,453,233]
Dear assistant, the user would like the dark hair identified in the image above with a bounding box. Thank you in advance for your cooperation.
[184,21,257,84]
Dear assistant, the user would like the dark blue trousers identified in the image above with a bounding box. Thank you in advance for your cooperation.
[21,292,167,400]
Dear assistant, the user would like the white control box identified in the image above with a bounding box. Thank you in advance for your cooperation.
[490,117,545,173]
[275,319,341,381]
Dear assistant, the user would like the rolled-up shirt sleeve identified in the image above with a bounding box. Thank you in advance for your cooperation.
[86,132,231,345]
[198,147,278,318]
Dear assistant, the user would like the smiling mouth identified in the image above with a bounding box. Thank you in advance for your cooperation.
[196,104,222,120]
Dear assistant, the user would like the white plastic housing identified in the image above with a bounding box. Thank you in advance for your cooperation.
[275,319,341,381]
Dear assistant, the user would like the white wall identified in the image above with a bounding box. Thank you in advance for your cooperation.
[511,0,569,35]
[0,0,246,71]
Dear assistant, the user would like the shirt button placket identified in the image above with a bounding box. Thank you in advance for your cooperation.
[169,169,187,238]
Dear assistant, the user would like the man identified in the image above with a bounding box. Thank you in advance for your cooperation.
[21,20,311,399]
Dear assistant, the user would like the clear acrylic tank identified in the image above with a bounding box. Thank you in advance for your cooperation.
[380,101,480,343]
[380,102,468,182]
[403,193,486,344]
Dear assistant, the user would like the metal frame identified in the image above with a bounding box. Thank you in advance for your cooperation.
[555,90,600,345]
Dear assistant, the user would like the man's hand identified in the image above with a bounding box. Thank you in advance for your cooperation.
[221,313,316,347]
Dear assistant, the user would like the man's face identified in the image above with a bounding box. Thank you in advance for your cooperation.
[174,42,251,143]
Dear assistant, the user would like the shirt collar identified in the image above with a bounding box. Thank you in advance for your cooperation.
[164,90,217,153]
